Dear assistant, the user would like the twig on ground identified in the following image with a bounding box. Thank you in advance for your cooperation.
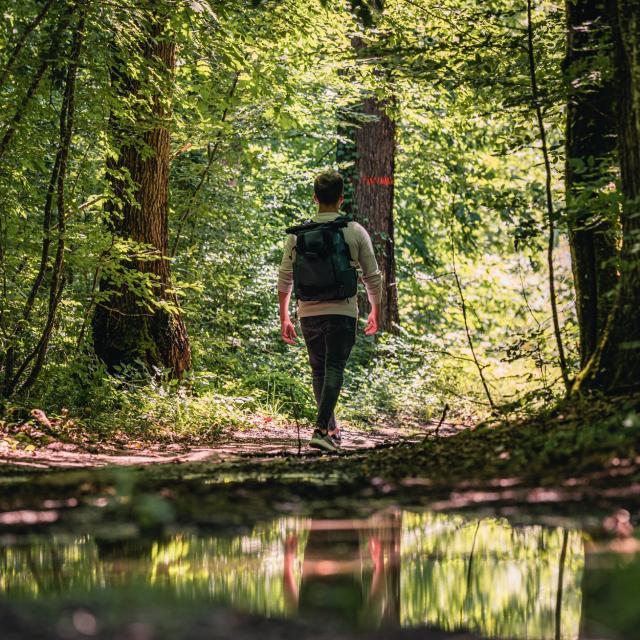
[449,208,496,410]
[422,404,450,442]
[289,388,302,457]
[435,404,449,438]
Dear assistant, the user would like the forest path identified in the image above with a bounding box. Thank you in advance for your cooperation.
[0,415,464,471]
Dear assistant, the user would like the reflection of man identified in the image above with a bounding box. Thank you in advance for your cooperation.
[282,513,401,629]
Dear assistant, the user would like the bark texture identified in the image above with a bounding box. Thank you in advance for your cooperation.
[92,9,190,377]
[578,0,640,392]
[565,0,619,367]
[353,97,399,332]
[336,34,399,332]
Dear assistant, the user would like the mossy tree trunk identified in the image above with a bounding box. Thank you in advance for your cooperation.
[92,5,190,377]
[579,0,640,392]
[565,0,619,368]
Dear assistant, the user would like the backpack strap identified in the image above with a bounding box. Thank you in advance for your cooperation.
[285,214,352,235]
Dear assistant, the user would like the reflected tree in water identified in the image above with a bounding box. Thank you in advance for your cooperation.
[0,512,585,639]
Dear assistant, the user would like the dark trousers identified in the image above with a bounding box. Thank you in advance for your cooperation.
[300,315,356,431]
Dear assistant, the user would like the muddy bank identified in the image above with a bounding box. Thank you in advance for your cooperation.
[1,397,640,536]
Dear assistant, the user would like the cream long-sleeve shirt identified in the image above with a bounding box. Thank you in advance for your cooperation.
[278,212,383,318]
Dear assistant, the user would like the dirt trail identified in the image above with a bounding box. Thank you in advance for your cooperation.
[0,418,464,471]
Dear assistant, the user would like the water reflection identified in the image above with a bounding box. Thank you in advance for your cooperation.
[284,512,402,628]
[0,511,594,638]
[401,513,582,639]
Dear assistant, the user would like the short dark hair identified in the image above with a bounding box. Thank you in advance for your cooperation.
[314,171,344,205]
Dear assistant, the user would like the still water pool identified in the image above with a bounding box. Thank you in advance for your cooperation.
[1,509,638,639]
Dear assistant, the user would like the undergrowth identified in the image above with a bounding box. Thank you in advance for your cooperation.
[0,316,501,451]
[352,392,640,486]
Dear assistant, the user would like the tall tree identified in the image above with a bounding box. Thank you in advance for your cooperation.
[576,0,640,393]
[92,3,191,377]
[336,2,399,333]
[353,95,399,333]
[565,0,619,368]
[2,0,87,396]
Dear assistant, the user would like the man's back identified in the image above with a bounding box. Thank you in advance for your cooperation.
[278,211,382,318]
[278,171,382,453]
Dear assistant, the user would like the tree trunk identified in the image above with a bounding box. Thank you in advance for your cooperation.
[354,97,399,333]
[577,0,640,392]
[336,33,399,333]
[565,0,619,368]
[2,0,85,396]
[527,0,570,391]
[16,0,87,394]
[92,7,190,377]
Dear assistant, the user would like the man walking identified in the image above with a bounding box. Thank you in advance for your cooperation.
[278,171,382,452]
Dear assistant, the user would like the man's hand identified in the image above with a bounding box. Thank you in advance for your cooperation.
[278,290,297,345]
[281,318,298,345]
[364,307,379,336]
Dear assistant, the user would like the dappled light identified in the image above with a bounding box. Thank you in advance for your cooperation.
[2,0,640,637]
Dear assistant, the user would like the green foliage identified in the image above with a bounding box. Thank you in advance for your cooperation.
[0,0,585,440]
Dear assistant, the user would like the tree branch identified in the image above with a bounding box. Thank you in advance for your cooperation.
[0,0,56,89]
[526,0,570,392]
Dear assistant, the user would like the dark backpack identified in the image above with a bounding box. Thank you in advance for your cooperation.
[285,216,358,301]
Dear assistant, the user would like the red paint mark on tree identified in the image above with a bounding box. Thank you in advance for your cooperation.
[361,175,394,186]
